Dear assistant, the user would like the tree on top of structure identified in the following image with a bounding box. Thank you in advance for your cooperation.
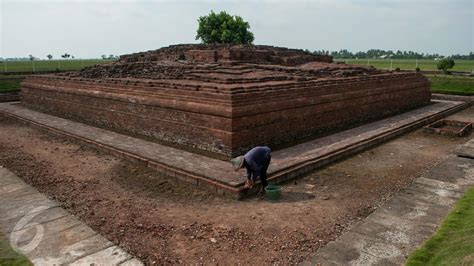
[196,11,254,44]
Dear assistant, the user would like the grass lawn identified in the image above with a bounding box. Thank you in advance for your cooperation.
[0,78,22,94]
[0,231,32,266]
[406,187,474,266]
[427,75,474,96]
[334,59,474,72]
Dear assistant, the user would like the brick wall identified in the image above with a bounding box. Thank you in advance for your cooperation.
[119,44,333,65]
[21,45,431,158]
[21,71,430,158]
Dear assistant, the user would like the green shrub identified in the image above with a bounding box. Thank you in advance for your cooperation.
[437,58,455,74]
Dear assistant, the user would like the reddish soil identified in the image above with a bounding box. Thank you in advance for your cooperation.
[0,107,472,264]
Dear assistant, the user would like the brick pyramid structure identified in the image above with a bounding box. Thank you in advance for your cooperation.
[20,44,431,158]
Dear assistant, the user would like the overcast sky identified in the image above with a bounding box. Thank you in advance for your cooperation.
[1,0,472,59]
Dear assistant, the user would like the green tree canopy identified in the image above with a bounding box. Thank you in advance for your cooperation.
[196,11,254,44]
[437,58,455,74]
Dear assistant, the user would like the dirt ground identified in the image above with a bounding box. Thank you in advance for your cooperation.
[0,107,472,264]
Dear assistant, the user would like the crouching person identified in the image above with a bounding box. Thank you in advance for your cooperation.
[231,146,272,193]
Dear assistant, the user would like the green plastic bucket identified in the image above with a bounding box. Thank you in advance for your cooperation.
[265,185,282,201]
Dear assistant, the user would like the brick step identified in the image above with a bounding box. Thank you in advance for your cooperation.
[0,100,468,199]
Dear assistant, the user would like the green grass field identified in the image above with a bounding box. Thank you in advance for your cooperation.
[0,231,32,266]
[0,59,113,73]
[0,79,22,94]
[426,75,474,96]
[406,187,474,266]
[334,58,474,72]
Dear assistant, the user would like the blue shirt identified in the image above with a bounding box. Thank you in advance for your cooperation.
[244,146,272,180]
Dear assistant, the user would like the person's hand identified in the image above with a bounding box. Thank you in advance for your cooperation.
[245,180,254,189]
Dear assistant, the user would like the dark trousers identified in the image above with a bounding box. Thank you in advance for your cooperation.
[260,155,271,189]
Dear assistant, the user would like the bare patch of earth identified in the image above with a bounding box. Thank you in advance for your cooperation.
[0,107,471,264]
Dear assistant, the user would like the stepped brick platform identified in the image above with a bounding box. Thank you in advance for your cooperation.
[0,100,468,199]
[20,44,431,158]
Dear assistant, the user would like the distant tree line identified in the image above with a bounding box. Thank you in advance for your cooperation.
[101,54,119,60]
[2,50,473,61]
[1,53,118,61]
[312,49,474,60]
